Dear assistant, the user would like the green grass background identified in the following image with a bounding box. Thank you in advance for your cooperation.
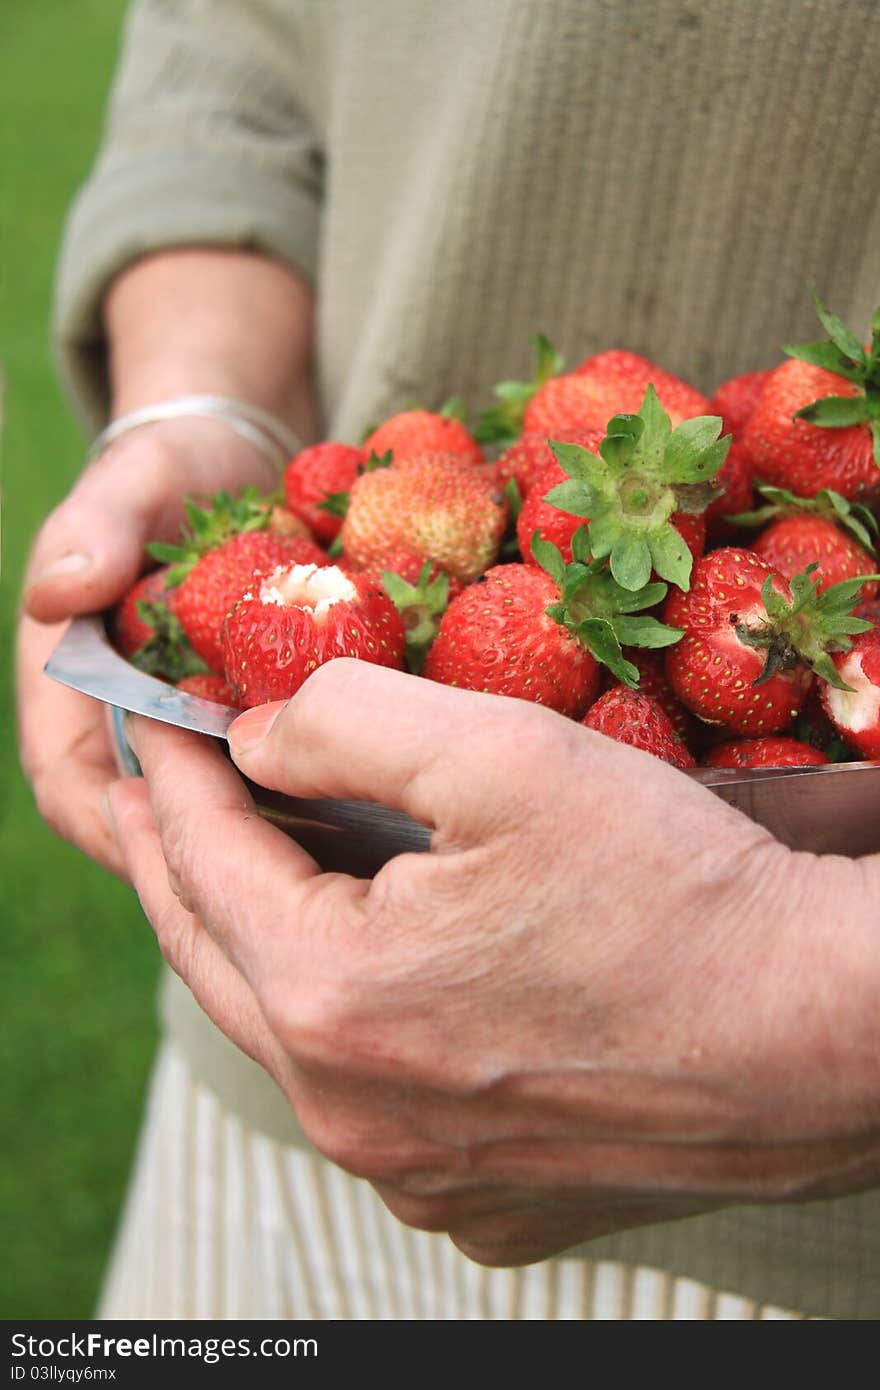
[2,2,160,1318]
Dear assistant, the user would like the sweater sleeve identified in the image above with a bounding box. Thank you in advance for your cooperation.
[53,0,324,429]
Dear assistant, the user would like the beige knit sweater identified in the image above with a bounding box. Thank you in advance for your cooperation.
[54,0,880,1317]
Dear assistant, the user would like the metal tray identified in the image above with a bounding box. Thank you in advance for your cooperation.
[46,615,880,866]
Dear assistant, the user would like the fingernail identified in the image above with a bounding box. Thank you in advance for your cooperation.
[228,701,284,753]
[29,551,92,586]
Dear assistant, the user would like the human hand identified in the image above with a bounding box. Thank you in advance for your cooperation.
[17,419,281,876]
[107,662,880,1264]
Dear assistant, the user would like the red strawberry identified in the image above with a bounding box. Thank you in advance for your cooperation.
[362,409,483,465]
[177,673,239,707]
[754,515,878,599]
[112,566,208,682]
[176,530,329,673]
[583,687,696,768]
[518,458,708,569]
[665,549,875,735]
[422,564,601,717]
[709,369,774,439]
[620,646,700,748]
[113,567,177,658]
[819,627,880,759]
[664,550,811,734]
[340,456,506,584]
[222,563,406,709]
[703,736,829,768]
[283,442,366,544]
[523,350,711,436]
[704,440,756,540]
[741,294,880,500]
[354,547,461,599]
[519,395,712,583]
[497,428,603,501]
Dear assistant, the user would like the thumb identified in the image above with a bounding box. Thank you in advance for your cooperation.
[226,659,566,839]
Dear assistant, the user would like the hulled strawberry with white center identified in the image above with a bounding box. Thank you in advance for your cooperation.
[222,563,406,708]
[819,628,880,759]
[541,385,728,592]
[664,549,879,735]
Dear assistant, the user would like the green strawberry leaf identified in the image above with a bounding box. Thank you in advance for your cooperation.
[549,440,600,482]
[783,340,864,382]
[609,533,652,591]
[440,396,468,422]
[663,415,725,480]
[795,395,871,428]
[530,533,566,587]
[810,287,867,367]
[543,479,595,518]
[607,614,683,649]
[810,650,855,692]
[318,490,351,518]
[504,476,523,522]
[647,523,692,591]
[576,618,640,688]
[570,524,593,566]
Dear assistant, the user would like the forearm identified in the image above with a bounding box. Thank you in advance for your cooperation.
[105,247,319,443]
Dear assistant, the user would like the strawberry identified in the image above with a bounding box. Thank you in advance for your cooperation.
[112,566,208,682]
[265,504,314,538]
[704,440,756,540]
[113,567,177,658]
[583,687,696,768]
[664,549,877,734]
[516,455,706,570]
[619,646,700,748]
[222,563,406,709]
[537,386,726,592]
[176,673,239,707]
[175,530,328,673]
[424,532,682,716]
[754,517,878,600]
[497,428,603,501]
[819,627,880,759]
[362,407,482,465]
[523,350,711,437]
[729,485,878,597]
[283,442,366,544]
[741,292,880,500]
[422,564,601,717]
[340,455,506,584]
[703,736,829,768]
[709,369,774,439]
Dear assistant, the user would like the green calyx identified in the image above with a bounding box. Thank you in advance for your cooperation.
[735,564,880,692]
[784,288,880,467]
[317,450,392,523]
[129,599,210,683]
[545,384,728,593]
[474,335,565,446]
[382,563,452,674]
[727,484,878,552]
[531,527,683,687]
[147,486,278,584]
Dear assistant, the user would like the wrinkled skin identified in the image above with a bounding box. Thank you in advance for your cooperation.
[106,661,880,1267]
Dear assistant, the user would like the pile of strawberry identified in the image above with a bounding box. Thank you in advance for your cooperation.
[113,290,880,772]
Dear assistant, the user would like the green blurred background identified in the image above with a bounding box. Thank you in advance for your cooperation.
[2,2,160,1318]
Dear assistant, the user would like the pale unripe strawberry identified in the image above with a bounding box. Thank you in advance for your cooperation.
[340,457,506,584]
